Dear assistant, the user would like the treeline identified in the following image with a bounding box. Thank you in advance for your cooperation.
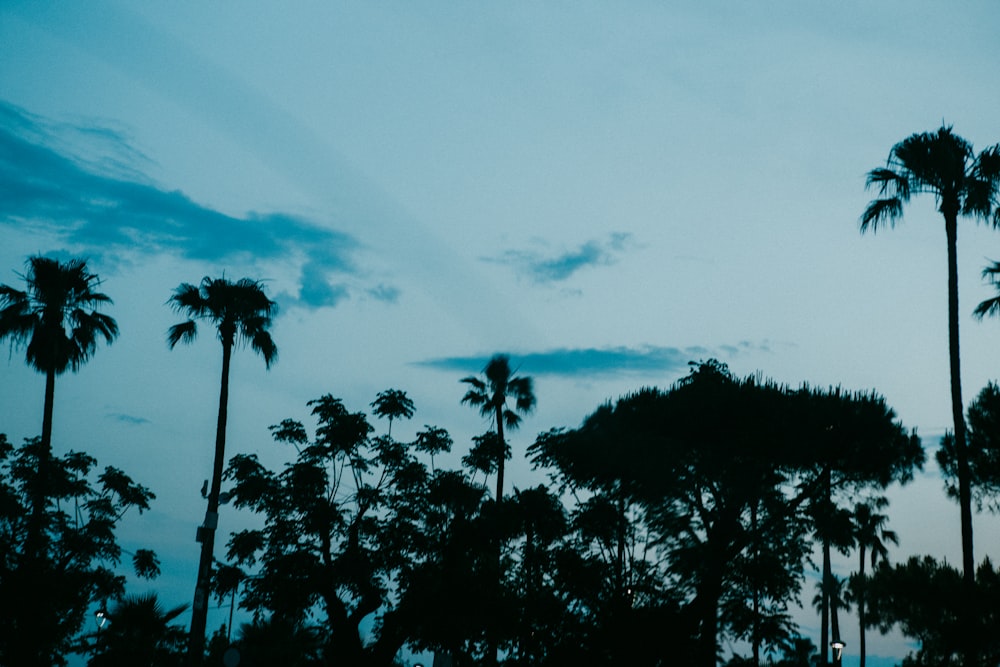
[3,124,1000,667]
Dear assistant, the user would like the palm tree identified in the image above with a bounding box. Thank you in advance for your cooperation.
[850,499,897,667]
[861,126,1000,589]
[812,574,850,667]
[167,276,277,661]
[460,354,535,502]
[88,593,189,667]
[0,256,118,453]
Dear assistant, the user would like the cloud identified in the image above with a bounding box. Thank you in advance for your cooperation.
[486,233,634,284]
[106,412,151,425]
[0,100,387,310]
[418,341,771,378]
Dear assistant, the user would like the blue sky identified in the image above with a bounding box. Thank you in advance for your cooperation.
[3,1,1000,663]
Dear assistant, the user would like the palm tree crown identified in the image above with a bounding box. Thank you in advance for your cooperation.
[167,276,277,365]
[0,255,118,376]
[861,126,1000,232]
[461,354,535,501]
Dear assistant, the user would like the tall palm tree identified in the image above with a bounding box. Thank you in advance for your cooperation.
[460,354,535,502]
[861,126,1000,589]
[850,499,897,667]
[0,256,118,453]
[167,276,277,661]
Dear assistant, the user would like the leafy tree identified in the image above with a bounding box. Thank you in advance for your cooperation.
[529,361,920,667]
[460,354,536,502]
[227,617,324,667]
[861,126,1000,592]
[0,434,156,667]
[371,389,415,439]
[785,384,922,665]
[413,425,453,472]
[940,382,1000,507]
[223,395,449,666]
[865,556,1000,666]
[392,469,496,665]
[0,256,118,454]
[167,275,277,661]
[86,593,188,667]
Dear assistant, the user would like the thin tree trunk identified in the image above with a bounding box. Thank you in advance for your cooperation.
[946,213,977,667]
[820,467,831,666]
[41,367,55,453]
[821,542,831,666]
[752,501,760,667]
[495,404,505,502]
[488,404,505,667]
[188,340,232,663]
[946,215,975,580]
[831,584,842,667]
[859,546,867,667]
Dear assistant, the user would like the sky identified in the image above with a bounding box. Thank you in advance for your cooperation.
[2,1,1000,664]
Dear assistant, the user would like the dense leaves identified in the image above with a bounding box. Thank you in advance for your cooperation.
[0,434,156,667]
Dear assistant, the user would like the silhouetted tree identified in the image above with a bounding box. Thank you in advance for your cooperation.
[460,354,536,502]
[167,275,277,662]
[812,574,849,667]
[224,395,452,666]
[371,388,415,439]
[0,434,156,667]
[228,617,324,667]
[0,256,118,455]
[787,385,922,665]
[940,382,1000,507]
[848,498,897,667]
[413,424,452,472]
[865,556,1000,666]
[86,593,188,667]
[861,126,1000,594]
[530,361,920,667]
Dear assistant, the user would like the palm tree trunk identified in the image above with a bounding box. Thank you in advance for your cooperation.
[831,585,842,667]
[820,466,831,666]
[821,542,831,666]
[485,404,505,667]
[946,213,977,667]
[494,404,505,502]
[859,546,867,667]
[41,367,55,453]
[22,366,58,573]
[945,215,975,582]
[752,501,760,667]
[188,340,232,663]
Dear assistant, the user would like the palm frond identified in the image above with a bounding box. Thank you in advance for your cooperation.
[865,167,910,199]
[860,198,903,233]
[167,319,198,348]
[250,329,278,368]
[973,296,1000,320]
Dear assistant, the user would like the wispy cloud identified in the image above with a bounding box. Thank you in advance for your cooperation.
[486,233,634,284]
[0,101,387,310]
[106,412,151,425]
[418,341,772,378]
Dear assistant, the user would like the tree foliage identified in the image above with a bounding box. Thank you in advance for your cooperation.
[0,434,157,667]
